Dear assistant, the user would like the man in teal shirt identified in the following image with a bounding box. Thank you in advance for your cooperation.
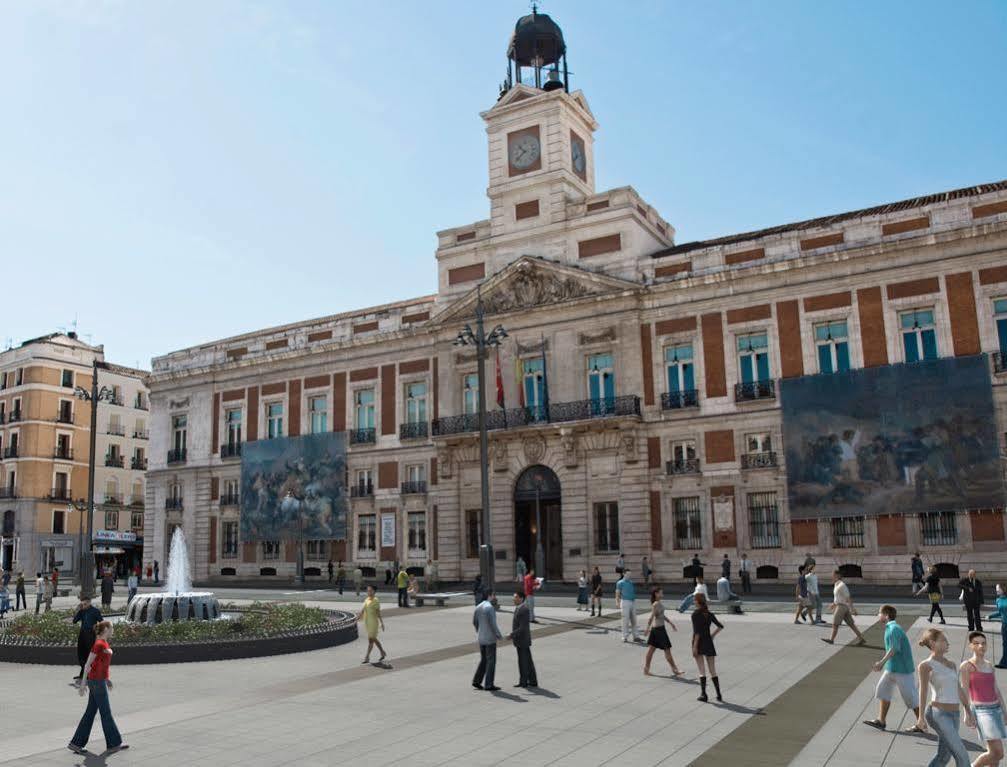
[615,569,638,642]
[863,605,921,731]
[990,583,1007,668]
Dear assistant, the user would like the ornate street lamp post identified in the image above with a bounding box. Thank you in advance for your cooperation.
[453,287,508,594]
[73,359,116,599]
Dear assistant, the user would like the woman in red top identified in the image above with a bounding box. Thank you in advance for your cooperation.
[68,621,128,755]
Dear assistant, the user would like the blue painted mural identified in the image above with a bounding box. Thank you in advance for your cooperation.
[781,356,1003,519]
[240,432,348,541]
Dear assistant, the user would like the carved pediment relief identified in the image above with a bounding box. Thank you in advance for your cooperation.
[480,263,596,316]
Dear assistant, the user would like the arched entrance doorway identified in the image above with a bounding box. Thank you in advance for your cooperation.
[514,465,563,580]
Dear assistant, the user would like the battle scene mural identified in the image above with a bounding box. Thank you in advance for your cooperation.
[781,356,1004,519]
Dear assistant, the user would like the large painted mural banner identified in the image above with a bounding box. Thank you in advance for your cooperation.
[240,432,348,541]
[781,355,1003,520]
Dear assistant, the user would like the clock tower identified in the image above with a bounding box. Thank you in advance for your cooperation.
[481,9,598,236]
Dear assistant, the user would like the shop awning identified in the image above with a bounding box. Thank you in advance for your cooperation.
[93,546,125,555]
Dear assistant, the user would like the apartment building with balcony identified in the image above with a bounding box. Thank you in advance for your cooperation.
[145,13,1007,585]
[0,333,149,577]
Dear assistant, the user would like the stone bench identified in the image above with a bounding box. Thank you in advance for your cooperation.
[413,592,467,607]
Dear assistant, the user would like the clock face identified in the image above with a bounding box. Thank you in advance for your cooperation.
[509,134,541,170]
[571,139,585,173]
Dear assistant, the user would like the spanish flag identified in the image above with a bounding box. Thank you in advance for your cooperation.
[495,347,505,409]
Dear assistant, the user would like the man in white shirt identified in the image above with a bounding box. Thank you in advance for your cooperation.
[34,572,45,614]
[806,564,824,624]
[822,569,867,645]
[739,553,752,594]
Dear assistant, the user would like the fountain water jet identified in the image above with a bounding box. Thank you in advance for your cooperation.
[125,528,221,623]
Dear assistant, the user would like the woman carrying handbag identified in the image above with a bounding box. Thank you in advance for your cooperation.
[916,565,945,624]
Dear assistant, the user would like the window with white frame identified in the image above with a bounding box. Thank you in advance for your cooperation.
[522,358,546,419]
[308,395,327,434]
[405,382,427,424]
[266,402,284,439]
[587,352,615,413]
[462,373,479,415]
[900,308,938,363]
[172,415,187,453]
[222,479,239,505]
[594,501,620,552]
[815,320,850,374]
[61,369,74,388]
[746,433,772,454]
[737,331,771,383]
[104,510,119,530]
[355,389,375,429]
[408,511,426,553]
[354,469,374,494]
[669,439,697,473]
[665,342,696,395]
[222,521,238,558]
[225,408,242,445]
[52,509,66,534]
[357,514,377,555]
[306,540,327,560]
[673,496,702,549]
[262,540,280,560]
[130,510,144,531]
[994,298,1007,356]
[406,464,426,483]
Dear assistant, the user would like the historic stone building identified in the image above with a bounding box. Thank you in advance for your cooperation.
[146,12,1007,585]
[0,333,150,578]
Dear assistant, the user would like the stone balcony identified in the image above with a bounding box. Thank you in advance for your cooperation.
[432,395,641,437]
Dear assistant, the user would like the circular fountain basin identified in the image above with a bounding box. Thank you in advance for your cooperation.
[125,592,222,624]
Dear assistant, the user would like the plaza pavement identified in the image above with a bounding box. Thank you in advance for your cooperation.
[1,590,1003,766]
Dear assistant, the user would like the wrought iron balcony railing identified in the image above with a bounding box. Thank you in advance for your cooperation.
[129,496,145,507]
[131,457,147,470]
[220,493,240,507]
[399,422,428,440]
[432,395,641,437]
[107,424,125,436]
[8,410,22,423]
[666,458,701,475]
[350,483,374,498]
[220,443,242,459]
[165,497,184,510]
[104,493,123,505]
[56,411,74,424]
[350,428,376,445]
[109,396,125,407]
[49,487,72,501]
[105,455,125,468]
[134,429,149,440]
[54,447,74,460]
[2,446,18,459]
[401,480,427,495]
[741,451,778,470]
[661,390,699,410]
[167,448,187,464]
[994,351,1007,374]
[134,398,149,410]
[0,487,16,499]
[735,380,776,402]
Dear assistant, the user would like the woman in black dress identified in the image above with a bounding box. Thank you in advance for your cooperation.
[590,566,604,617]
[691,592,724,702]
[644,587,681,676]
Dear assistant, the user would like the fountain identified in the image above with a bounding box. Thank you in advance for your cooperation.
[125,528,221,624]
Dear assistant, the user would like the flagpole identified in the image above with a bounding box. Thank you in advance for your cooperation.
[540,333,550,422]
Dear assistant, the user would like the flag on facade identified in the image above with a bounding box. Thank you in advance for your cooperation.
[495,347,505,409]
[515,346,526,407]
[540,333,551,421]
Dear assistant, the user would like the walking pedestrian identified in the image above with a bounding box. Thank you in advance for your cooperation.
[0,582,9,617]
[396,565,409,608]
[794,565,812,624]
[43,574,54,612]
[152,560,158,585]
[615,568,639,642]
[145,564,152,584]
[14,571,25,611]
[72,596,103,681]
[523,569,541,622]
[691,593,724,702]
[384,566,392,586]
[353,565,363,596]
[916,565,946,624]
[472,589,501,691]
[806,563,823,624]
[576,569,589,611]
[960,630,1007,767]
[590,566,603,617]
[863,605,922,732]
[991,584,1007,669]
[68,621,128,755]
[959,569,984,632]
[721,554,731,583]
[821,569,867,646]
[327,559,334,584]
[643,587,681,676]
[803,553,817,572]
[690,554,705,584]
[615,553,625,577]
[678,574,707,613]
[100,573,114,611]
[911,552,925,595]
[641,556,652,586]
[356,585,386,664]
[515,555,527,585]
[52,568,59,595]
[336,561,346,595]
[126,572,138,604]
[1,569,8,589]
[509,591,537,688]
[915,628,974,767]
[34,572,44,614]
[739,553,752,594]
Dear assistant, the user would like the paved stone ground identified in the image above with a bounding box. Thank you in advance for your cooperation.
[1,591,1003,766]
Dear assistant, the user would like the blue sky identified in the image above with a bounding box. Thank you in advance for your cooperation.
[3,1,1005,368]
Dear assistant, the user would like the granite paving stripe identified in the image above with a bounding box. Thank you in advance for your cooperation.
[686,616,907,767]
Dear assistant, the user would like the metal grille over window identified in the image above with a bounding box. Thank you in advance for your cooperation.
[831,516,865,548]
[747,492,780,548]
[919,511,957,546]
[594,501,619,552]
[673,496,702,549]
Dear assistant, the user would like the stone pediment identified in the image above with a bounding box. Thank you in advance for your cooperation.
[434,257,639,322]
